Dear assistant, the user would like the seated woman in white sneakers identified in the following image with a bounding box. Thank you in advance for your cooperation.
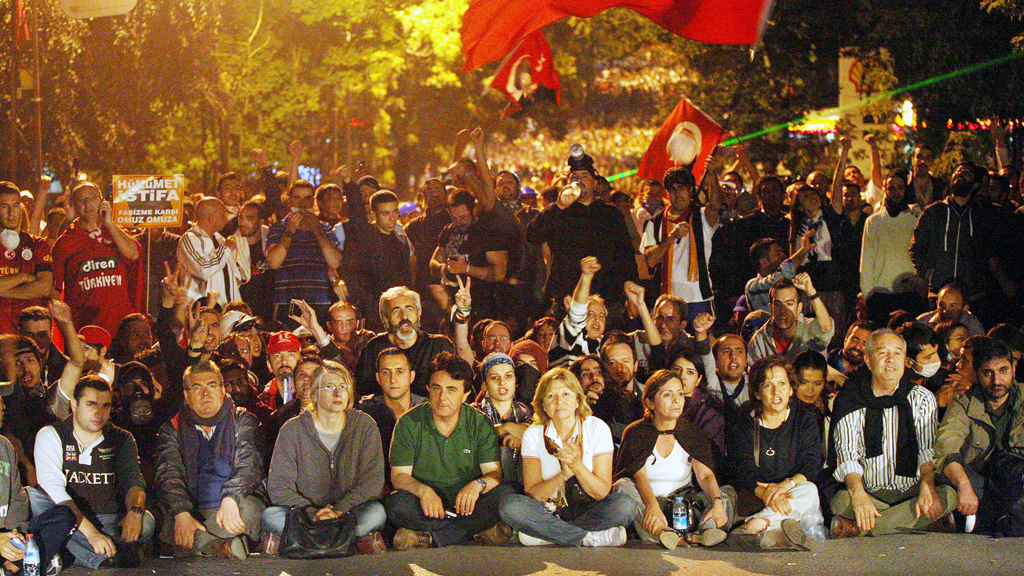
[499,368,635,547]
[612,369,735,549]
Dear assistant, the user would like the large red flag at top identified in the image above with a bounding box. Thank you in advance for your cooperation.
[14,0,30,50]
[489,31,561,117]
[462,0,775,71]
[638,96,726,185]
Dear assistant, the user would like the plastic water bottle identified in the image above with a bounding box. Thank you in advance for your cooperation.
[23,534,40,576]
[671,497,689,532]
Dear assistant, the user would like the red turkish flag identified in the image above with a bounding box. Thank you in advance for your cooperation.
[462,0,774,71]
[488,31,561,117]
[638,96,726,184]
[14,0,30,50]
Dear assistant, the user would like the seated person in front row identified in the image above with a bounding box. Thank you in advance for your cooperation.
[499,368,636,547]
[154,361,265,560]
[933,337,1024,535]
[726,356,823,550]
[1,381,76,574]
[830,329,956,537]
[263,361,387,555]
[612,369,734,550]
[385,352,513,549]
[30,377,146,569]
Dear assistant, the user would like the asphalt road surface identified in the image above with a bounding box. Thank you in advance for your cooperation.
[59,533,1022,575]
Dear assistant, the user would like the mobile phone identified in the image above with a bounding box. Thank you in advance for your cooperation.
[11,536,24,550]
[357,160,366,170]
[289,302,299,318]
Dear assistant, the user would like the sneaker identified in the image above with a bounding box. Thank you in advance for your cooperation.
[261,533,280,556]
[393,528,432,551]
[474,522,513,545]
[780,519,811,551]
[45,551,64,576]
[658,529,680,550]
[518,532,554,546]
[356,532,387,554]
[581,526,627,547]
[698,528,727,548]
[213,536,248,560]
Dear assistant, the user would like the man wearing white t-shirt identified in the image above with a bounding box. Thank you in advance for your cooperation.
[641,167,723,321]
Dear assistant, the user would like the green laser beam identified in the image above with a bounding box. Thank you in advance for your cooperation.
[606,50,1024,182]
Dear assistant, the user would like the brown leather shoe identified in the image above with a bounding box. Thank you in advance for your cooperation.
[473,521,513,546]
[393,528,433,551]
[213,536,248,560]
[357,532,388,554]
[830,516,863,539]
[923,514,955,533]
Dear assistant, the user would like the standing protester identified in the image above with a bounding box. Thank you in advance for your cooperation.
[0,182,53,334]
[526,147,637,311]
[235,200,273,320]
[641,166,723,321]
[177,197,250,308]
[51,182,143,336]
[265,180,343,326]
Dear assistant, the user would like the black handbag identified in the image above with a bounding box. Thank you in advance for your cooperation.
[279,506,358,559]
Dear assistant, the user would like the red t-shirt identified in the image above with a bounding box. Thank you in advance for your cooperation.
[0,232,53,334]
[51,221,143,336]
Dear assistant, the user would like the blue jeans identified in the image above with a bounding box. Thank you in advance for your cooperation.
[261,500,387,537]
[499,492,636,546]
[28,487,155,569]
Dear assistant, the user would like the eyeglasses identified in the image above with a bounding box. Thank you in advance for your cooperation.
[320,384,351,394]
[186,382,223,393]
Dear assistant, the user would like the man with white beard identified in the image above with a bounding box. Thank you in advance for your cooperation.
[354,287,455,398]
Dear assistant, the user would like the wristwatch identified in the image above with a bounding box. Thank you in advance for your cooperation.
[476,478,488,490]
[130,505,145,515]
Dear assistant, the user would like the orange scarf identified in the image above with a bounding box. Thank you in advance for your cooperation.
[660,208,699,296]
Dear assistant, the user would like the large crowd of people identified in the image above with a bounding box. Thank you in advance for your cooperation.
[0,122,1021,572]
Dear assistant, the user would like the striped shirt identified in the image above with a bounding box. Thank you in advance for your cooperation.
[833,384,937,492]
[548,300,598,369]
[266,219,340,306]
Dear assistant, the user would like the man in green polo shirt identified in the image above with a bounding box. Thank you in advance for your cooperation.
[386,352,513,549]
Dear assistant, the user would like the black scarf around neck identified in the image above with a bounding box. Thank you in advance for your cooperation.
[832,370,919,477]
[885,197,910,218]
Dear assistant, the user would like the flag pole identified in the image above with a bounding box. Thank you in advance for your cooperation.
[30,0,42,181]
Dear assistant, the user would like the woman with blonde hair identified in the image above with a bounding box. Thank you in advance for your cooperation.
[262,361,387,554]
[499,368,635,546]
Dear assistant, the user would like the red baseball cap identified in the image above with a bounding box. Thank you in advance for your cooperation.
[78,325,112,351]
[267,331,301,355]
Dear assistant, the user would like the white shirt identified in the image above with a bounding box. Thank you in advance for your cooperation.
[640,207,716,303]
[34,426,104,505]
[645,440,692,497]
[521,416,613,481]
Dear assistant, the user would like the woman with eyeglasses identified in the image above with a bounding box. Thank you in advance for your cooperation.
[262,361,387,555]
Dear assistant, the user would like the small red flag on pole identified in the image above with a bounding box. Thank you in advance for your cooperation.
[488,31,561,117]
